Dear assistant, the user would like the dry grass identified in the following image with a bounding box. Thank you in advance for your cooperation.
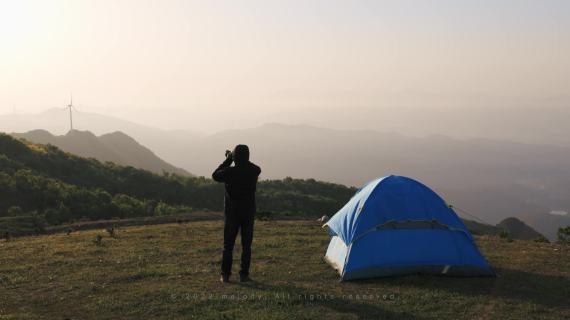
[0,220,568,319]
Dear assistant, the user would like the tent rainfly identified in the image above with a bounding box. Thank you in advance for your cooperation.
[323,175,495,281]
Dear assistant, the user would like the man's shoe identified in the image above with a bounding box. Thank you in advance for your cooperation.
[239,275,252,283]
[220,274,230,283]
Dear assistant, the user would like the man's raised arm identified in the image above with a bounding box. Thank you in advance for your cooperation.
[212,152,233,182]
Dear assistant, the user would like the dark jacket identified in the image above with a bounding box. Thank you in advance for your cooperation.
[212,157,261,216]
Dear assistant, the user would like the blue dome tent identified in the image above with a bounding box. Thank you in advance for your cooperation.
[324,175,495,281]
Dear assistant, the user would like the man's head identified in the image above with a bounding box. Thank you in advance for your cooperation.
[233,144,250,165]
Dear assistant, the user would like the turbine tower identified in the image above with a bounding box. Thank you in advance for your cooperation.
[65,94,76,132]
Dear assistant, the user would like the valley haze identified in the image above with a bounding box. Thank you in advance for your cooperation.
[2,109,569,240]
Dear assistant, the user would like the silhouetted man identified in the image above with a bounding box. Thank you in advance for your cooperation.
[212,144,261,283]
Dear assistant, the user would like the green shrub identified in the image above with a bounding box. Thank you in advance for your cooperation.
[256,210,274,221]
[533,235,550,243]
[557,226,570,245]
[0,214,45,237]
[7,206,23,216]
[93,235,103,246]
[44,204,71,225]
[499,229,510,239]
[106,226,117,238]
[112,194,145,218]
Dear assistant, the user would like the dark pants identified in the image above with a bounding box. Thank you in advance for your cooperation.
[221,211,254,276]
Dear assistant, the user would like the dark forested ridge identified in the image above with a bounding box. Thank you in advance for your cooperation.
[0,134,356,232]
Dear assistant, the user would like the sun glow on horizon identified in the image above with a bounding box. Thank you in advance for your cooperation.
[0,1,63,50]
[0,0,568,132]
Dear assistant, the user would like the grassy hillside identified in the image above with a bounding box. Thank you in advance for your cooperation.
[0,133,355,230]
[1,220,568,319]
[462,219,501,236]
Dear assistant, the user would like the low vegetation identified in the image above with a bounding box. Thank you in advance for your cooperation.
[558,226,570,245]
[0,134,355,234]
[0,220,568,319]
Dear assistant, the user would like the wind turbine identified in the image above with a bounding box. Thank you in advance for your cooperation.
[64,94,77,132]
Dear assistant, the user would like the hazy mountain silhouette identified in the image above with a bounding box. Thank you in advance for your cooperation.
[11,129,191,176]
[161,123,568,238]
[463,217,545,240]
[0,109,201,162]
[519,212,570,240]
[2,110,570,238]
[497,217,545,240]
[286,106,570,148]
[7,106,570,147]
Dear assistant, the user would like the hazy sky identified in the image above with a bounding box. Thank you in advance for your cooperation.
[0,0,568,133]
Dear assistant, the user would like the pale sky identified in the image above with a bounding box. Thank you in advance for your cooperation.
[0,0,568,133]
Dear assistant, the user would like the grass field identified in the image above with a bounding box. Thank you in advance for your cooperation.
[0,220,568,319]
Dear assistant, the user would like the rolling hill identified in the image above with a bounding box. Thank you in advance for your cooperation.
[496,217,544,240]
[463,218,545,241]
[11,129,191,176]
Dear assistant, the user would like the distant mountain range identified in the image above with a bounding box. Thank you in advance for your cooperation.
[0,130,547,242]
[1,110,569,239]
[465,217,544,241]
[164,123,570,239]
[0,108,202,159]
[11,129,190,176]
